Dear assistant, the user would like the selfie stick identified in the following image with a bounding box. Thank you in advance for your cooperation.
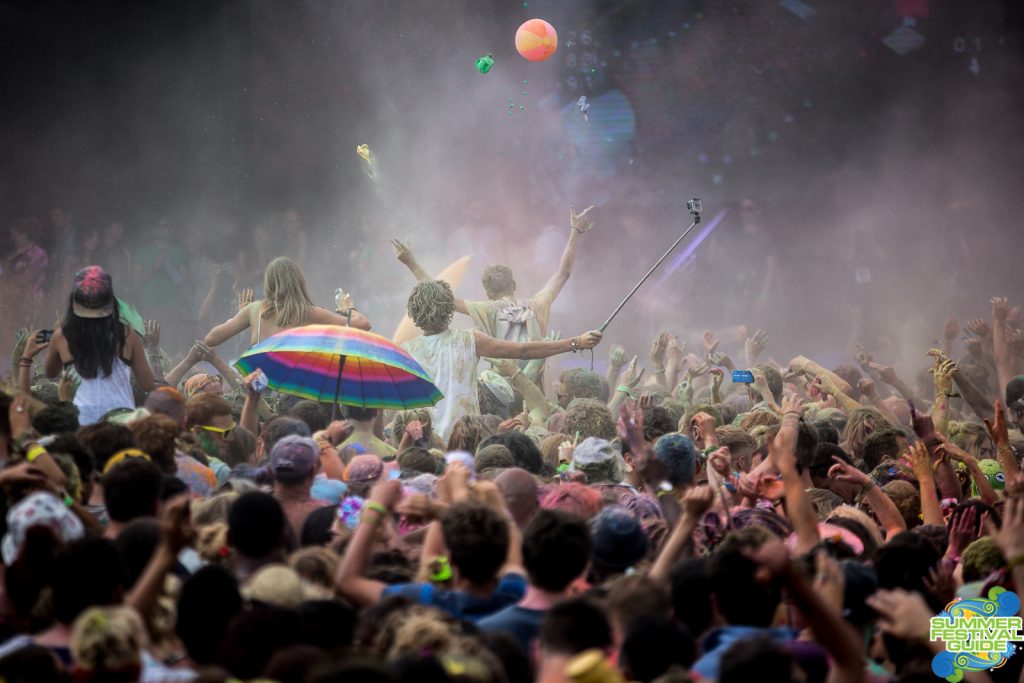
[599,199,702,333]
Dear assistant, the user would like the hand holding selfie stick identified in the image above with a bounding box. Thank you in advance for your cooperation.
[599,199,703,333]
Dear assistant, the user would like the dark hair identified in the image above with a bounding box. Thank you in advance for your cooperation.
[539,598,611,655]
[440,502,508,585]
[265,645,331,683]
[228,491,286,558]
[114,518,160,589]
[809,443,851,480]
[216,604,300,679]
[285,400,332,434]
[620,615,695,682]
[52,538,123,624]
[719,635,796,683]
[522,510,592,592]
[448,416,494,454]
[77,422,136,472]
[767,420,819,475]
[815,420,839,444]
[301,505,339,547]
[397,446,439,475]
[559,369,606,404]
[102,459,163,523]
[711,536,782,627]
[478,432,544,475]
[862,428,902,471]
[344,405,378,422]
[262,416,312,455]
[296,600,358,652]
[670,557,714,637]
[176,565,243,664]
[161,476,187,501]
[642,406,676,442]
[0,392,10,441]
[0,644,66,683]
[873,531,941,607]
[31,401,79,435]
[48,433,95,482]
[62,302,126,380]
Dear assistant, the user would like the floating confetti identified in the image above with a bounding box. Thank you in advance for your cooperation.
[575,95,590,122]
[355,144,378,182]
[475,54,494,74]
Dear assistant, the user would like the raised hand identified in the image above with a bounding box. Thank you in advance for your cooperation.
[650,332,669,369]
[930,358,958,396]
[687,360,710,380]
[569,205,596,234]
[985,495,1024,560]
[497,416,524,434]
[966,318,992,340]
[867,589,932,641]
[324,420,354,444]
[857,377,877,400]
[745,329,769,362]
[901,441,932,482]
[909,402,937,441]
[160,495,196,555]
[707,447,732,477]
[617,402,646,453]
[144,320,161,351]
[617,355,645,392]
[992,297,1010,323]
[665,334,683,365]
[242,369,267,397]
[609,344,627,370]
[983,399,1010,449]
[238,287,254,311]
[702,331,720,358]
[405,419,425,441]
[490,359,519,378]
[943,315,959,342]
[710,367,724,391]
[369,479,404,512]
[681,485,714,518]
[947,507,979,559]
[390,239,416,266]
[828,457,871,487]
[812,550,846,615]
[867,361,899,386]
[964,337,984,358]
[21,329,50,361]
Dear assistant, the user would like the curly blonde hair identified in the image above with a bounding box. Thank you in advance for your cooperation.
[407,280,455,334]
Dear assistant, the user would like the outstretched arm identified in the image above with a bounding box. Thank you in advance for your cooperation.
[204,303,253,347]
[473,329,602,360]
[535,205,594,304]
[392,240,468,315]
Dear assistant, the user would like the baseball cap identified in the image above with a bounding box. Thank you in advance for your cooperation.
[72,266,116,319]
[270,435,320,478]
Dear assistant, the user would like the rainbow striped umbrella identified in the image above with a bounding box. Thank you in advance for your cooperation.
[233,325,442,410]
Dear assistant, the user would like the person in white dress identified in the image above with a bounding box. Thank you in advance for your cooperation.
[401,280,602,441]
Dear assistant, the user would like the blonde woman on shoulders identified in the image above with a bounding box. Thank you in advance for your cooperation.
[204,256,371,348]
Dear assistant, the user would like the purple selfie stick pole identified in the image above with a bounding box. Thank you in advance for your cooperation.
[599,200,702,333]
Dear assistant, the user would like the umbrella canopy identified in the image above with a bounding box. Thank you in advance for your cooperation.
[233,325,442,410]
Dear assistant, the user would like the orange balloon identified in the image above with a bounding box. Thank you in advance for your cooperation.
[515,18,557,62]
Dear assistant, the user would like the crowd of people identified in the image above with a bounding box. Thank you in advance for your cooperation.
[1,202,1024,683]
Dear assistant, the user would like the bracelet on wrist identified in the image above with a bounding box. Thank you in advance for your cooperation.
[616,385,635,398]
[1007,553,1024,571]
[364,501,389,518]
[570,337,581,353]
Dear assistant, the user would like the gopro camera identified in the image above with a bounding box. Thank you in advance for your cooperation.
[687,198,702,223]
[732,369,755,384]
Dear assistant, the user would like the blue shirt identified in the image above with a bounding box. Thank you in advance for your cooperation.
[478,605,546,652]
[381,573,527,622]
[692,625,797,680]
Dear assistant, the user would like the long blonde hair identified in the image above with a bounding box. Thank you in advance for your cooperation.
[262,256,314,328]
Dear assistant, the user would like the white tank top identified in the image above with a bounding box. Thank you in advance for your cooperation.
[73,358,135,426]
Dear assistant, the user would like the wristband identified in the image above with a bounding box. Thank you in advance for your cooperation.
[61,491,74,508]
[570,337,581,353]
[429,555,453,582]
[616,385,635,398]
[25,444,46,463]
[1007,553,1024,571]
[364,501,390,518]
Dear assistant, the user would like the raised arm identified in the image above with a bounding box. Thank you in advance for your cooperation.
[493,359,552,423]
[774,396,819,555]
[392,239,468,316]
[334,479,402,607]
[126,330,155,393]
[535,205,593,304]
[473,329,601,361]
[204,303,253,347]
[992,297,1015,394]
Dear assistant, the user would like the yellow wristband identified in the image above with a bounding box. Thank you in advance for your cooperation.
[364,501,389,518]
[25,445,46,463]
[1008,554,1024,571]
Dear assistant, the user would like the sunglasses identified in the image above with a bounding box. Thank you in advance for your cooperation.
[197,422,237,439]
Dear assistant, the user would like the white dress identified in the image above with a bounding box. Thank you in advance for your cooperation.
[73,358,135,426]
[402,329,479,442]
